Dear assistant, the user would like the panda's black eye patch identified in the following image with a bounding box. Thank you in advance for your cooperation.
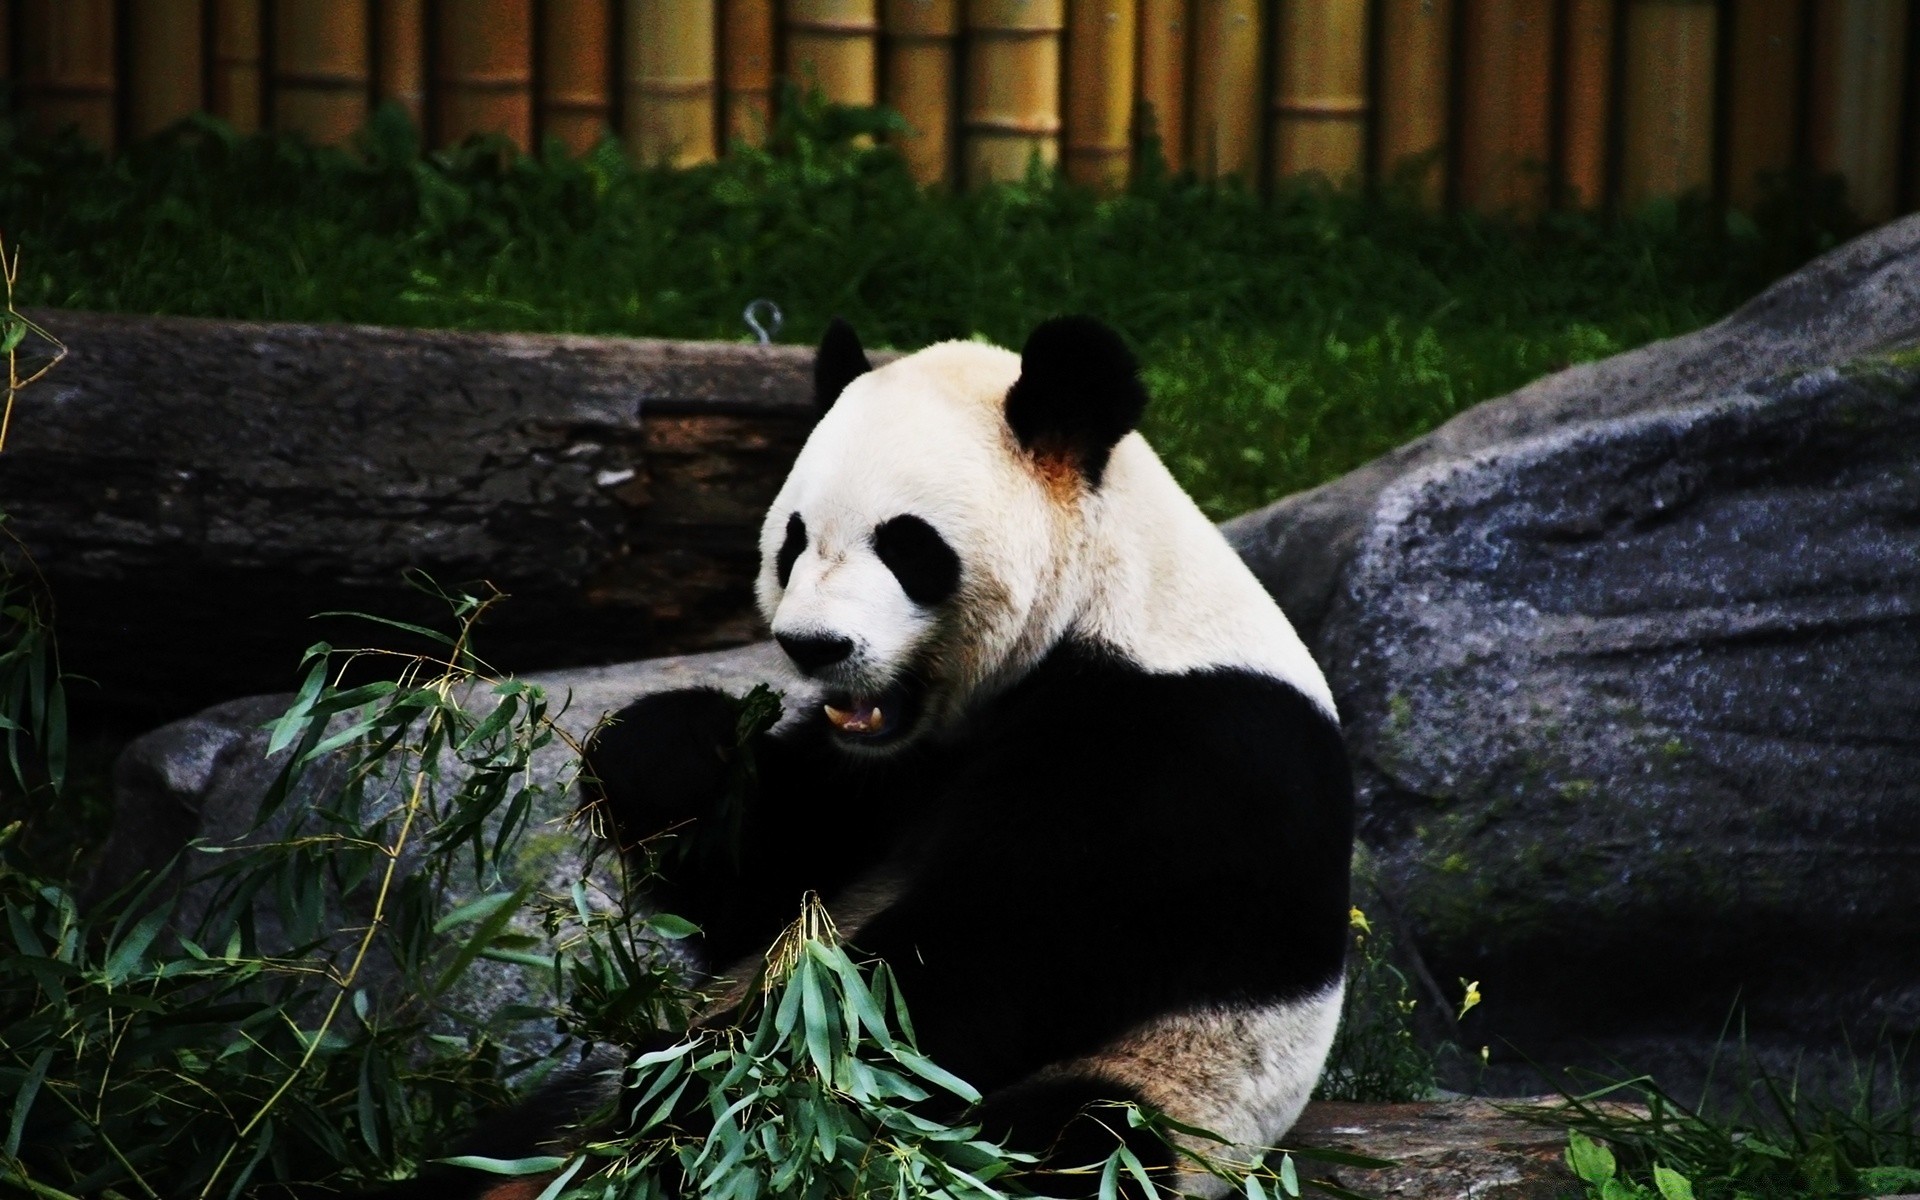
[776,513,807,588]
[873,515,961,607]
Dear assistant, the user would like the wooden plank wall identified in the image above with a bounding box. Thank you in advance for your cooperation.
[4,1,1918,222]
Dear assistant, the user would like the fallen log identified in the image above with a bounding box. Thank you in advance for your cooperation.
[2,309,822,723]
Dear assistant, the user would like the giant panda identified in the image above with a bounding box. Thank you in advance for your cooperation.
[413,316,1353,1198]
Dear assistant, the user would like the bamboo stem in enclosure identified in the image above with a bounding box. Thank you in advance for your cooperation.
[883,0,957,183]
[1135,0,1188,171]
[211,0,263,133]
[723,0,775,145]
[1558,0,1614,208]
[16,0,118,149]
[624,0,716,166]
[1619,0,1717,207]
[127,0,205,137]
[435,0,533,147]
[0,3,10,94]
[540,0,613,153]
[787,1,878,106]
[272,0,369,145]
[1373,0,1450,203]
[1722,0,1803,212]
[376,0,426,130]
[1808,0,1909,224]
[1271,0,1369,187]
[963,0,1064,186]
[1455,0,1552,213]
[1065,0,1135,189]
[1189,0,1263,181]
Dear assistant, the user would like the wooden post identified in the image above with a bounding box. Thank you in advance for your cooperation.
[1455,0,1552,213]
[211,0,264,133]
[1558,0,1615,208]
[787,0,878,106]
[435,0,534,147]
[540,0,613,153]
[1065,0,1135,189]
[723,0,776,145]
[1808,0,1909,224]
[376,0,426,131]
[1271,0,1370,188]
[272,0,370,144]
[624,0,717,165]
[963,0,1064,186]
[127,0,205,137]
[883,0,958,183]
[1374,0,1451,202]
[16,0,118,149]
[1619,0,1718,208]
[1189,0,1263,181]
[1135,0,1189,171]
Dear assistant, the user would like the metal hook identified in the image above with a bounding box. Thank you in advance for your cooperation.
[743,299,784,346]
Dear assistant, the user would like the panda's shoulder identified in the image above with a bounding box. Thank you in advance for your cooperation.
[986,639,1347,785]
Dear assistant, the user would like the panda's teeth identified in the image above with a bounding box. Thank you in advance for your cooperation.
[824,701,885,734]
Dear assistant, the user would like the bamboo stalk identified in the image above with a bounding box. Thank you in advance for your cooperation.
[211,0,263,133]
[1808,0,1908,224]
[0,3,10,95]
[1271,0,1369,187]
[376,0,426,130]
[16,0,118,149]
[883,0,957,183]
[435,0,534,147]
[1619,0,1718,208]
[723,0,775,145]
[1455,0,1552,213]
[1136,0,1188,171]
[272,0,369,144]
[624,0,716,165]
[1064,0,1135,189]
[1558,0,1614,208]
[540,0,613,153]
[1721,0,1802,212]
[1373,0,1450,202]
[1189,0,1263,181]
[788,0,877,107]
[127,0,206,137]
[963,0,1064,185]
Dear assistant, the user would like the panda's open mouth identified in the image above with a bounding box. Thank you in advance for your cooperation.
[821,677,923,744]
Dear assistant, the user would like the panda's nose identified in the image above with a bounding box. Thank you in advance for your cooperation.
[776,633,854,676]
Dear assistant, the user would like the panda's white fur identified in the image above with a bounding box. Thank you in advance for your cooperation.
[423,319,1355,1200]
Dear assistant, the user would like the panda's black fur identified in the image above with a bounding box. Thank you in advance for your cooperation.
[395,318,1353,1199]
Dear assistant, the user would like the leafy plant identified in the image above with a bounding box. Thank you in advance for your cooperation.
[1315,907,1438,1104]
[1522,1032,1920,1200]
[1567,1129,1697,1200]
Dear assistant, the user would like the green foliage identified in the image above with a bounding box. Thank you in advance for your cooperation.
[0,100,1830,516]
[1567,1129,1697,1200]
[1525,1038,1920,1200]
[1315,908,1438,1104]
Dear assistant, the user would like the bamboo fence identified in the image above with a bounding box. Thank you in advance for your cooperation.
[5,1,1918,222]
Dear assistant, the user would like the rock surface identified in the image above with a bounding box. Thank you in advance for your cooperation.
[1224,213,1920,644]
[1289,1100,1577,1200]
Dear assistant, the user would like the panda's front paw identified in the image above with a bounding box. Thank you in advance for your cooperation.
[582,688,746,852]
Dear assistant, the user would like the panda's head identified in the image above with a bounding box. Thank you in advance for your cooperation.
[757,316,1148,753]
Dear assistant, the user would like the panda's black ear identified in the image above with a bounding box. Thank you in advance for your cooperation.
[1004,316,1147,487]
[814,317,872,415]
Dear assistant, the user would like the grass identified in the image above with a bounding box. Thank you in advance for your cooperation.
[0,97,1855,517]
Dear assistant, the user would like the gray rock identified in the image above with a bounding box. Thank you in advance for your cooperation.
[1224,213,1920,644]
[1324,359,1920,1060]
[92,642,806,1053]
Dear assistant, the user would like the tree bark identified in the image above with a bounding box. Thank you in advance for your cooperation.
[2,309,823,725]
